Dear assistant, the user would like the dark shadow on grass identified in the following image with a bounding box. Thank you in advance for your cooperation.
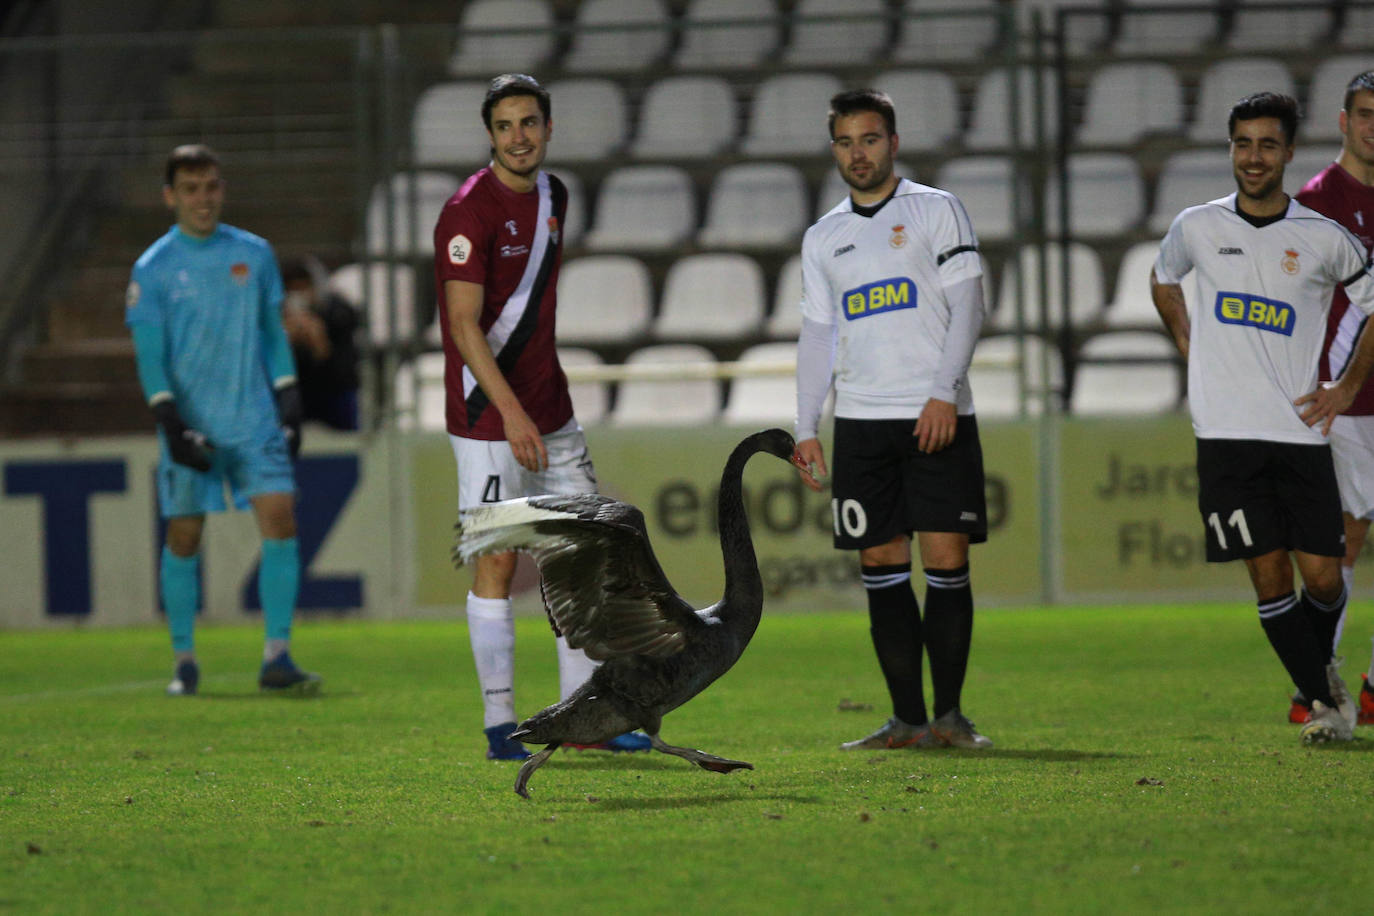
[191,689,359,701]
[589,791,823,812]
[844,748,1130,762]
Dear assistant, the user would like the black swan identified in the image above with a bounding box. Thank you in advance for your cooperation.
[452,427,797,797]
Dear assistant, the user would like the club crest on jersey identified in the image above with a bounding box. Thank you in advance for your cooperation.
[1215,291,1294,336]
[548,216,560,245]
[505,219,518,236]
[230,262,250,285]
[448,233,472,265]
[889,225,907,249]
[844,277,916,320]
[1281,249,1300,275]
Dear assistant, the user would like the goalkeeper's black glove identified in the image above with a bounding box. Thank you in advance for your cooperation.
[275,382,303,460]
[151,400,214,472]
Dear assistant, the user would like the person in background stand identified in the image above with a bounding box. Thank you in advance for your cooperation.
[280,257,361,431]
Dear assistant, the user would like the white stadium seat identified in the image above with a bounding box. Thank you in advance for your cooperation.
[557,347,610,425]
[1077,62,1184,146]
[611,344,721,426]
[1148,150,1231,236]
[556,255,654,345]
[630,75,738,159]
[329,262,428,346]
[543,79,628,162]
[1188,58,1296,144]
[654,253,766,340]
[934,156,1019,242]
[784,0,889,67]
[893,0,999,64]
[563,0,671,72]
[992,242,1105,333]
[1115,0,1220,55]
[583,165,696,251]
[872,69,960,152]
[1305,57,1374,142]
[674,0,781,70]
[1226,2,1331,52]
[1070,332,1182,416]
[766,253,804,339]
[723,342,803,425]
[365,170,461,258]
[965,66,1059,152]
[1043,153,1145,237]
[968,334,1063,418]
[412,82,491,167]
[741,73,844,157]
[697,162,809,248]
[447,0,556,76]
[1103,241,1166,331]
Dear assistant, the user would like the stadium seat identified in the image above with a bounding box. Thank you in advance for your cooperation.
[1147,150,1231,235]
[654,253,766,340]
[583,165,696,251]
[557,347,610,425]
[394,352,448,432]
[766,253,804,339]
[892,0,999,64]
[329,262,429,346]
[783,0,889,67]
[1188,58,1296,144]
[697,162,808,249]
[1114,0,1220,55]
[1016,0,1109,56]
[412,82,491,167]
[543,79,627,162]
[815,161,914,220]
[611,344,721,426]
[544,167,586,248]
[556,255,654,345]
[1225,2,1332,52]
[964,66,1060,152]
[1103,241,1166,331]
[563,0,672,72]
[674,0,781,70]
[1043,153,1145,237]
[871,69,960,152]
[722,342,802,425]
[447,0,556,76]
[968,333,1063,418]
[1077,62,1184,147]
[1070,332,1182,416]
[741,72,844,157]
[365,170,462,258]
[934,155,1019,242]
[992,242,1105,333]
[1305,57,1374,142]
[1341,7,1374,50]
[630,75,738,159]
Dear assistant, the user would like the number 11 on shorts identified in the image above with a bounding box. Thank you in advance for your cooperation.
[1207,508,1253,550]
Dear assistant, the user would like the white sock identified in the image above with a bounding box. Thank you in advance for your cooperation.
[556,634,598,701]
[1334,566,1354,657]
[263,638,289,662]
[466,592,516,728]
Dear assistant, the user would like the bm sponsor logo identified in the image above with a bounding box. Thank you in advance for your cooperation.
[1214,291,1294,336]
[843,277,916,320]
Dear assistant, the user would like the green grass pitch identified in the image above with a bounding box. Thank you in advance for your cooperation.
[3,603,1373,914]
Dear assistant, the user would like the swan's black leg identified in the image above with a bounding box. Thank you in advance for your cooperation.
[648,734,753,773]
[514,742,560,798]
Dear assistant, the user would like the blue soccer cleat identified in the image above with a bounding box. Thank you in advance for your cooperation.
[258,652,322,695]
[568,731,653,753]
[484,722,531,760]
[166,660,199,696]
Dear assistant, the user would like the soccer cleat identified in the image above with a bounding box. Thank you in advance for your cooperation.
[1300,699,1354,745]
[1288,689,1310,724]
[484,722,531,760]
[840,717,945,750]
[166,660,199,696]
[568,732,653,753]
[930,708,994,749]
[1359,675,1374,726]
[257,652,322,695]
[1327,661,1357,732]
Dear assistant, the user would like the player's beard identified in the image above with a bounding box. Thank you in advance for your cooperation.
[1234,166,1283,204]
[493,145,544,179]
[842,158,892,193]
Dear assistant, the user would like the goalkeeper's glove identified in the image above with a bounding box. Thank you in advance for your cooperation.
[275,382,303,459]
[151,400,214,472]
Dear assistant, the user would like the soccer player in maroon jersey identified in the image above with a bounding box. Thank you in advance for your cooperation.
[433,74,649,760]
[1295,69,1374,726]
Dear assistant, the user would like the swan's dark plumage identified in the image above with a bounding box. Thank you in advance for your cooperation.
[453,427,797,797]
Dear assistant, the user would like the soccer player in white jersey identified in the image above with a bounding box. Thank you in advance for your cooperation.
[1151,92,1374,744]
[792,89,992,751]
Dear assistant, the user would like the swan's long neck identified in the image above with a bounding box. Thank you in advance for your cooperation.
[717,436,766,632]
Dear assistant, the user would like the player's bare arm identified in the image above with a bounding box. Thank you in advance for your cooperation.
[444,278,548,471]
[1296,314,1374,435]
[914,398,957,454]
[793,437,828,492]
[1150,270,1190,359]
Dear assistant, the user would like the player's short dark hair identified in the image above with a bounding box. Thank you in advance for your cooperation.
[1227,92,1299,145]
[828,89,897,140]
[481,73,551,129]
[164,144,220,186]
[1344,71,1374,112]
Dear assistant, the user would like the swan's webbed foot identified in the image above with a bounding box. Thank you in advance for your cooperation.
[649,734,753,773]
[514,743,560,798]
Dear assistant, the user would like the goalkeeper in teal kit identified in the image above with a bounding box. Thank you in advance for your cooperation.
[126,144,320,695]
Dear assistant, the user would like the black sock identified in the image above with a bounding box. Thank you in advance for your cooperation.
[862,563,927,726]
[1258,593,1335,707]
[1300,585,1346,663]
[924,564,974,719]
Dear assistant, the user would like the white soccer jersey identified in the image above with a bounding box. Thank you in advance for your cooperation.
[800,178,983,418]
[1155,193,1374,444]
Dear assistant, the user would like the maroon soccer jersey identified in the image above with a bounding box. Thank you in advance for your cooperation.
[1298,161,1374,414]
[432,167,573,439]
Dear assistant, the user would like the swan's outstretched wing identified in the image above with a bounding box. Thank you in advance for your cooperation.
[454,495,698,660]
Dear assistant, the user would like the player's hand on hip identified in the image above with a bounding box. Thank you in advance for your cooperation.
[914,399,957,453]
[503,411,548,472]
[1295,381,1352,437]
[792,437,828,492]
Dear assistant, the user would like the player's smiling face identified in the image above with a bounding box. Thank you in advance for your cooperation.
[163,165,224,239]
[1229,116,1292,206]
[487,95,551,190]
[831,111,899,202]
[1341,89,1374,168]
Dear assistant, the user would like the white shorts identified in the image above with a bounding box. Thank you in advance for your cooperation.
[450,417,597,511]
[1329,413,1374,520]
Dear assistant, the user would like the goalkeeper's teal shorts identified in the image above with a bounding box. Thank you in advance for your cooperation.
[156,430,295,518]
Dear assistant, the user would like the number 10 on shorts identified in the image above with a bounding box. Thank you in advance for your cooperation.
[832,498,867,538]
[1207,508,1253,551]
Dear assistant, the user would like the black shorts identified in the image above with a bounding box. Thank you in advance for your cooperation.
[830,415,989,550]
[1195,437,1344,562]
